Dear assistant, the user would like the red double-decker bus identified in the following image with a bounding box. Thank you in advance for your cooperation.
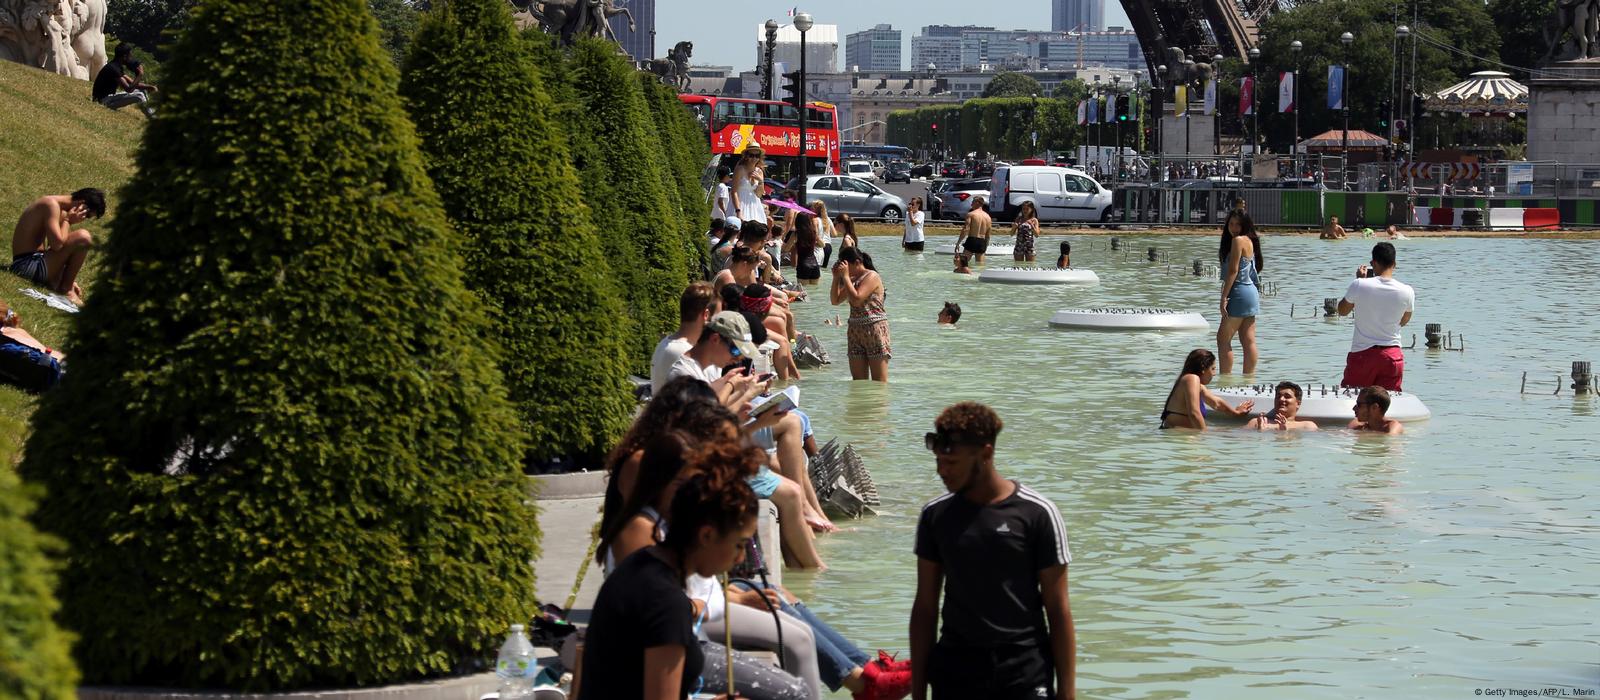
[678,95,841,179]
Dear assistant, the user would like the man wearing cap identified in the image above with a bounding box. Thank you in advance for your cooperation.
[670,310,759,385]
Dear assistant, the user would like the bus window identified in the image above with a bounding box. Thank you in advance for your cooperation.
[777,104,798,126]
[714,100,733,129]
[808,108,834,129]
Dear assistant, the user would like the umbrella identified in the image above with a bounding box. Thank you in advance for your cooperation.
[764,198,814,215]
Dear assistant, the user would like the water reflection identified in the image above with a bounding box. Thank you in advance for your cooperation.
[783,235,1600,697]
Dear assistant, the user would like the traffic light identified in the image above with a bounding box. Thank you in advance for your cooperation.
[931,122,939,135]
[1116,96,1130,121]
[1378,100,1390,130]
[780,70,801,108]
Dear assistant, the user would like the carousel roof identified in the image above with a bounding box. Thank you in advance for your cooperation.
[1425,70,1528,113]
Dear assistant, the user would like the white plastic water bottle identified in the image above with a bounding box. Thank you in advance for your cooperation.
[495,624,537,699]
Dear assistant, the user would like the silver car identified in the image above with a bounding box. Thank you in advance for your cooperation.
[936,178,991,221]
[804,175,905,223]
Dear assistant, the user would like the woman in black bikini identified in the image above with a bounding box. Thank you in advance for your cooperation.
[1159,349,1254,430]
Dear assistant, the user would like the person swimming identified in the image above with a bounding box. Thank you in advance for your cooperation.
[1055,241,1071,269]
[1159,348,1254,430]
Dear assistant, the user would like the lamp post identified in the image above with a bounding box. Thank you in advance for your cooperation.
[1212,53,1224,175]
[795,11,813,203]
[1155,63,1166,181]
[1395,25,1410,171]
[1290,40,1302,174]
[1112,75,1122,177]
[1248,46,1260,174]
[763,19,779,101]
[1340,31,1353,189]
[1184,57,1195,172]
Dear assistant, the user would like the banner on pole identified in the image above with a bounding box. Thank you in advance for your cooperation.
[1088,96,1099,123]
[1176,85,1189,117]
[1203,79,1217,116]
[1327,65,1345,111]
[1240,76,1254,116]
[1278,71,1294,113]
[1106,94,1117,123]
[1077,100,1087,125]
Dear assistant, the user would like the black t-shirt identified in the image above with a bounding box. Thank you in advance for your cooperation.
[914,481,1071,648]
[579,547,704,700]
[92,62,125,101]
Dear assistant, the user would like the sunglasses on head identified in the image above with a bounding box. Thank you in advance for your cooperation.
[924,431,986,454]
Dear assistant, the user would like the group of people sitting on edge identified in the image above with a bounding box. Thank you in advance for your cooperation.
[708,147,890,383]
[607,376,912,699]
[1161,241,1414,435]
[582,394,1078,700]
[10,188,104,308]
[93,43,158,118]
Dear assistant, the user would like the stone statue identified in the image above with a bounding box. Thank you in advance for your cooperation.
[1543,0,1599,62]
[0,0,107,80]
[645,40,692,91]
[516,0,635,46]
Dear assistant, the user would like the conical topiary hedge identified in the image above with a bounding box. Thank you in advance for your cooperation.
[0,460,78,699]
[18,0,537,689]
[637,74,711,280]
[400,0,634,466]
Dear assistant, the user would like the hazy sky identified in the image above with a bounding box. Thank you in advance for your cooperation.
[652,0,1135,70]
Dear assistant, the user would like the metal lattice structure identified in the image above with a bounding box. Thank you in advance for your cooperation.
[1120,0,1282,78]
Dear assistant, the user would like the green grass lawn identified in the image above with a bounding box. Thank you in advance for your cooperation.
[0,59,143,462]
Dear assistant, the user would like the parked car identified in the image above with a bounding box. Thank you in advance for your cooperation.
[940,162,970,178]
[844,160,877,182]
[936,178,991,220]
[910,162,936,178]
[926,179,953,219]
[988,165,1114,223]
[806,175,905,223]
[885,161,913,183]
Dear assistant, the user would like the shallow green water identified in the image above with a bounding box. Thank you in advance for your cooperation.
[778,234,1599,697]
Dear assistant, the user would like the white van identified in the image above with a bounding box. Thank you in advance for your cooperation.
[989,165,1114,223]
[845,160,877,182]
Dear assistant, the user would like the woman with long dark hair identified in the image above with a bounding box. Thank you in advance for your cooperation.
[1217,210,1264,375]
[791,213,823,285]
[830,246,890,382]
[1012,200,1039,263]
[1159,349,1255,430]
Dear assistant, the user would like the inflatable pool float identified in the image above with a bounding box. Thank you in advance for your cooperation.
[1210,384,1432,423]
[979,267,1100,285]
[1048,308,1209,331]
[935,243,1016,257]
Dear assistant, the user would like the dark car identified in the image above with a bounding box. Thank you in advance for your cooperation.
[885,161,913,183]
[910,162,935,178]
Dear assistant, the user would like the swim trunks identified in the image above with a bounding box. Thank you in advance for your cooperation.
[962,237,989,255]
[1342,345,1404,392]
[9,253,48,287]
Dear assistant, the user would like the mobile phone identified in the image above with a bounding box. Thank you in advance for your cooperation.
[723,357,754,376]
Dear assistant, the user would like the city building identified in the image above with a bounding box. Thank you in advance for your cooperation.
[607,0,654,62]
[756,22,839,75]
[911,25,992,71]
[1052,0,1105,33]
[845,24,903,72]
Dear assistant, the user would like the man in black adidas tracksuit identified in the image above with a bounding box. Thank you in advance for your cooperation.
[910,401,1076,700]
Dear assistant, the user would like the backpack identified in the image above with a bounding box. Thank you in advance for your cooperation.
[0,340,62,393]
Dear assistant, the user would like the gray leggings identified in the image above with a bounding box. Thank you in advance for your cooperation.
[699,640,808,700]
[702,602,823,699]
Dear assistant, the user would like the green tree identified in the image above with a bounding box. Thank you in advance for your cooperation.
[637,74,711,279]
[1052,78,1089,102]
[1488,0,1551,75]
[20,0,537,688]
[534,38,688,370]
[400,0,635,466]
[370,0,421,66]
[0,463,78,699]
[105,0,192,54]
[982,71,1044,98]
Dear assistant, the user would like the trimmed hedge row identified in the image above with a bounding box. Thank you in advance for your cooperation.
[0,462,78,699]
[400,0,634,465]
[638,73,712,279]
[19,0,538,689]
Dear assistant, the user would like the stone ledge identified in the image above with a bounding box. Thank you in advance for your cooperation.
[80,673,499,700]
[527,471,606,500]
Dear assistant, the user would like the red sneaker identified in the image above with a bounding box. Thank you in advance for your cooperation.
[853,652,912,700]
[876,649,912,673]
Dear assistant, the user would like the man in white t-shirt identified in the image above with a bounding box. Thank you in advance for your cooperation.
[650,281,721,395]
[1337,242,1415,391]
[712,166,738,229]
[669,310,759,386]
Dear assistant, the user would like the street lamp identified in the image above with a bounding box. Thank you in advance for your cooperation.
[1340,31,1354,189]
[1248,46,1260,168]
[1112,75,1122,176]
[1290,39,1302,171]
[1155,63,1166,181]
[1184,57,1195,167]
[794,11,813,203]
[1395,25,1410,165]
[763,20,779,101]
[1213,53,1224,171]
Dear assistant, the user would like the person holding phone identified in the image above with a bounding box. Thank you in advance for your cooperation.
[830,247,890,382]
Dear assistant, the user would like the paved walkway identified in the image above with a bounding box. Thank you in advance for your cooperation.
[532,495,605,624]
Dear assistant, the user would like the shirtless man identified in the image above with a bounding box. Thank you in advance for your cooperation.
[953,196,992,264]
[11,189,104,306]
[1348,385,1405,434]
[1321,215,1347,240]
[1243,381,1319,431]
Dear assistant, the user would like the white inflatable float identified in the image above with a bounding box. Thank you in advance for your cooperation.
[935,243,1016,257]
[979,267,1100,285]
[1211,385,1432,423]
[1049,308,1210,331]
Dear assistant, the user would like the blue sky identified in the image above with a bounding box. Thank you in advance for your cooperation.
[652,0,1135,70]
